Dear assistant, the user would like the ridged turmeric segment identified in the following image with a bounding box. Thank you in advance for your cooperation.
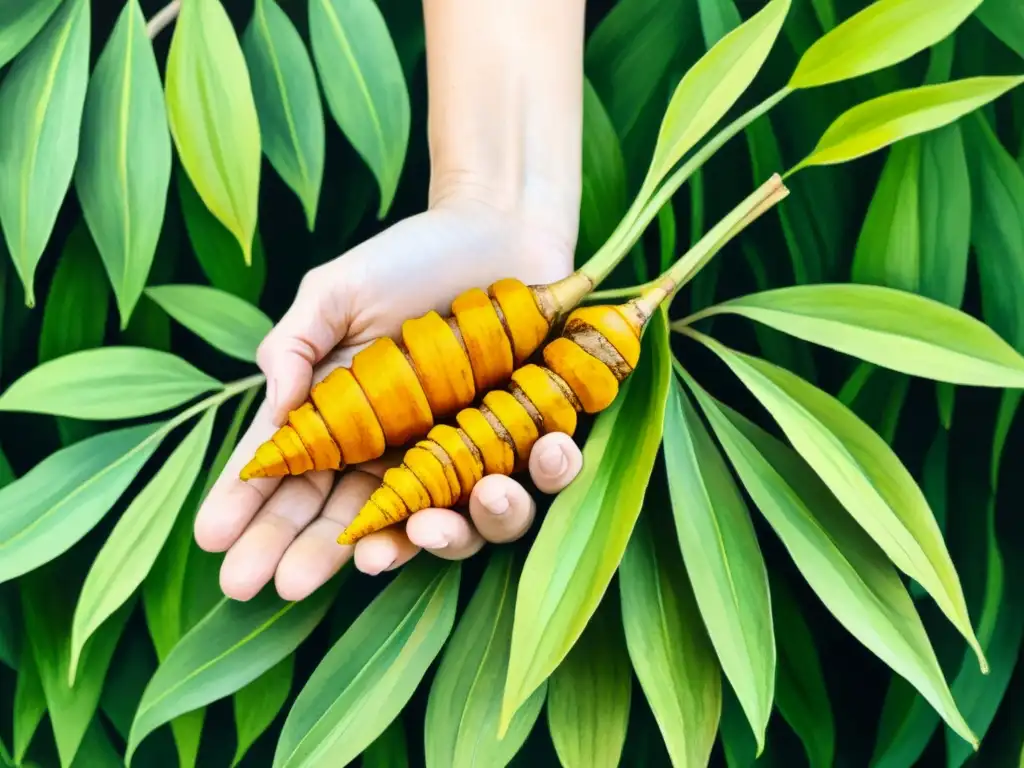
[335,301,646,545]
[239,273,592,480]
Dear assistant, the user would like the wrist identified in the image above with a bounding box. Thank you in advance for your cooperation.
[422,0,585,249]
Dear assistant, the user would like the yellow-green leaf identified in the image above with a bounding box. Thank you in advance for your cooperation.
[272,558,459,768]
[242,0,325,229]
[0,0,91,307]
[690,332,984,675]
[501,309,671,731]
[643,0,790,195]
[618,496,721,768]
[663,375,775,751]
[792,76,1024,170]
[693,283,1024,387]
[424,549,544,768]
[68,409,215,685]
[75,0,172,327]
[0,0,62,69]
[788,0,983,88]
[232,655,295,768]
[308,0,410,218]
[165,0,261,263]
[546,596,632,768]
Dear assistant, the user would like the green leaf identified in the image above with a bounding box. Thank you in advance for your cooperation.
[919,123,971,307]
[424,549,545,768]
[788,0,983,88]
[165,0,261,263]
[680,367,978,747]
[242,0,324,230]
[578,78,628,263]
[273,558,460,768]
[231,654,294,768]
[146,284,272,363]
[546,595,632,768]
[21,565,133,768]
[0,582,19,670]
[976,0,1024,59]
[770,574,835,768]
[0,0,91,307]
[99,627,157,740]
[0,0,61,69]
[792,76,1024,169]
[695,283,1024,387]
[851,139,921,292]
[663,376,775,751]
[362,718,409,768]
[962,113,1024,352]
[695,0,742,47]
[0,347,220,420]
[0,422,165,583]
[176,164,267,304]
[37,221,111,446]
[618,495,721,767]
[501,308,672,730]
[127,573,342,765]
[75,0,172,327]
[69,409,215,685]
[69,719,122,768]
[13,648,46,764]
[308,0,410,218]
[643,0,790,195]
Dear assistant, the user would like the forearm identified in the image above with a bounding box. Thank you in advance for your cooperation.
[422,0,586,241]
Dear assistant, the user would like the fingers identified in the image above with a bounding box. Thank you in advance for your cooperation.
[528,432,584,494]
[467,474,538,544]
[406,508,486,559]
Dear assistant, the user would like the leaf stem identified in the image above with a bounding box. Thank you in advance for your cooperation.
[159,373,264,440]
[146,0,181,39]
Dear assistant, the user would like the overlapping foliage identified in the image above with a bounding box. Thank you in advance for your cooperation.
[1,0,1023,766]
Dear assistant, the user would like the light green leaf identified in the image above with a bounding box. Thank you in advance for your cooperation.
[977,0,1024,59]
[165,0,261,263]
[771,575,835,768]
[176,164,267,305]
[694,283,1024,387]
[546,596,632,768]
[13,648,45,764]
[0,422,165,583]
[69,409,216,685]
[618,496,721,768]
[243,0,324,229]
[919,123,971,307]
[424,549,545,768]
[687,333,985,680]
[363,718,408,768]
[0,0,61,69]
[273,558,460,768]
[0,347,220,420]
[643,0,790,194]
[0,0,91,307]
[578,78,628,263]
[501,309,672,731]
[851,139,921,292]
[21,565,133,768]
[75,0,172,327]
[146,284,272,363]
[127,573,342,765]
[681,377,977,748]
[792,76,1024,169]
[788,0,983,88]
[663,376,774,751]
[232,654,295,768]
[308,0,410,218]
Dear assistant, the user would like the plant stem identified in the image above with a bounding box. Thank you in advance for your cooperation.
[160,374,265,439]
[147,0,181,39]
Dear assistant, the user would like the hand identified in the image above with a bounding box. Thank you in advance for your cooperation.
[193,196,585,601]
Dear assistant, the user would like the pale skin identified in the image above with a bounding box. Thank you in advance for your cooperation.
[193,0,589,600]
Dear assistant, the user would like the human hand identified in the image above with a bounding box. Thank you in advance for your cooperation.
[193,196,585,601]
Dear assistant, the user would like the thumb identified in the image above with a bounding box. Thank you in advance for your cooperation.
[256,266,354,425]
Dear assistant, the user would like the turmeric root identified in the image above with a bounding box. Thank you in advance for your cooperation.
[335,174,789,545]
[239,273,593,480]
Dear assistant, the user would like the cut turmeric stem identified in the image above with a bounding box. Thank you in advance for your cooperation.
[336,174,789,545]
[239,273,593,480]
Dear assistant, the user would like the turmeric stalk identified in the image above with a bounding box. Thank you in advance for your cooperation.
[335,174,789,545]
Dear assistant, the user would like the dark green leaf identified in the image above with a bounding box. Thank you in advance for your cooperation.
[0,0,61,69]
[231,654,294,768]
[578,78,628,263]
[976,0,1024,59]
[362,718,409,768]
[13,647,45,764]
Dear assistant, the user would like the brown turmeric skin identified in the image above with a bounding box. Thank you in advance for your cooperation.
[335,300,646,545]
[239,273,592,480]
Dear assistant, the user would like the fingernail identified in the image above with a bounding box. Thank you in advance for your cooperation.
[418,535,449,550]
[485,494,510,515]
[538,445,568,477]
[364,557,396,577]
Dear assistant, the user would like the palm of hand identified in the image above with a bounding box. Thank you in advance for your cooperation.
[193,201,585,601]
